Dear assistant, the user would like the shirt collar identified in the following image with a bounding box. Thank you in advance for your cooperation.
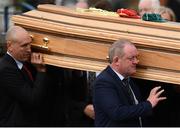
[7,52,23,70]
[110,66,124,80]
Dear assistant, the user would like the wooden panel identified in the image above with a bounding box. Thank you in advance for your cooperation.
[43,54,108,71]
[12,4,180,85]
[29,31,109,60]
[138,49,180,71]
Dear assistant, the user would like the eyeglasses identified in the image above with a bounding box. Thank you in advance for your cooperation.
[126,56,139,62]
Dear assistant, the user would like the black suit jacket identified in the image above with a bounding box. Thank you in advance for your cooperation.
[0,54,48,126]
[93,66,153,127]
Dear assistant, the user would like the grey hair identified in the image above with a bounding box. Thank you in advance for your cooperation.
[6,26,27,43]
[154,6,176,21]
[138,0,160,9]
[108,39,134,64]
[151,0,160,7]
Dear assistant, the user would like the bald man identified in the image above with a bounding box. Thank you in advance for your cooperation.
[0,26,48,126]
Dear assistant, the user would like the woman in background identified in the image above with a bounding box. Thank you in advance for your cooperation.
[154,6,176,21]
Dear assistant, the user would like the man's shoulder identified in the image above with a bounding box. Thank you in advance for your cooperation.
[0,56,8,68]
[98,66,114,77]
[95,69,114,84]
[0,55,17,71]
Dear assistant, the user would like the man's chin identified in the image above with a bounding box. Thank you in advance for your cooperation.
[23,57,30,62]
[130,70,136,75]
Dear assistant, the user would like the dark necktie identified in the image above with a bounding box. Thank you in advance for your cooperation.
[122,78,135,104]
[88,71,96,87]
[22,64,34,81]
[123,78,142,127]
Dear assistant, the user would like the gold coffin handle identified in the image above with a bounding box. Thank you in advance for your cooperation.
[42,37,49,50]
[30,34,34,40]
[106,55,110,62]
[106,55,109,60]
[30,36,50,51]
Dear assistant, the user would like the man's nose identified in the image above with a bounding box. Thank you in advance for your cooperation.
[136,59,139,64]
[134,58,139,64]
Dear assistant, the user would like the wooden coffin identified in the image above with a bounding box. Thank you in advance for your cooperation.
[12,4,180,85]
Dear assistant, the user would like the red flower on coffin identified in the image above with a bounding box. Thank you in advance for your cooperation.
[117,8,140,19]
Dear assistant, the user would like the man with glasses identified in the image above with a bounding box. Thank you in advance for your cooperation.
[93,39,166,127]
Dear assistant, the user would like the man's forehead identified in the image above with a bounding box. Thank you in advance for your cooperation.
[124,45,138,54]
[17,36,32,45]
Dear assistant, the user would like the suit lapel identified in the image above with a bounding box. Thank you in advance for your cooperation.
[4,54,34,86]
[105,66,134,104]
[4,54,18,67]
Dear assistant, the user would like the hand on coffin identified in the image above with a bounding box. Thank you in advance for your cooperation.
[31,53,46,72]
[147,86,167,108]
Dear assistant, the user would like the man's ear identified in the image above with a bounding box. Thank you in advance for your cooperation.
[113,56,119,63]
[7,41,12,51]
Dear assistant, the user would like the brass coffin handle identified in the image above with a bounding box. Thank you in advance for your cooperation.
[41,37,49,50]
[31,37,50,51]
[106,55,110,62]
[106,55,109,60]
[30,35,34,41]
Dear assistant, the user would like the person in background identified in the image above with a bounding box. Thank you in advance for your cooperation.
[94,0,113,11]
[76,0,88,9]
[93,39,166,127]
[154,6,176,21]
[63,69,94,126]
[160,0,180,22]
[56,0,77,8]
[42,66,94,126]
[138,0,160,16]
[0,26,48,126]
[88,0,127,12]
